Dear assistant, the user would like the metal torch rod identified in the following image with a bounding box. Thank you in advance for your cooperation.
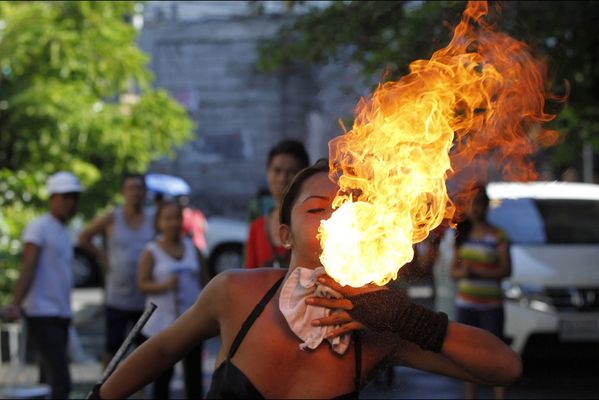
[98,302,157,384]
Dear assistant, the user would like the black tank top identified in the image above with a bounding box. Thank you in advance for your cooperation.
[206,276,362,399]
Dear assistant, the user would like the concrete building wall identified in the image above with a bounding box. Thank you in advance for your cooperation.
[139,2,368,217]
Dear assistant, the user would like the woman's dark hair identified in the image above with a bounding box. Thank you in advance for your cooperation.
[472,185,490,215]
[154,200,183,233]
[280,159,330,226]
[267,139,310,170]
[455,219,472,249]
[455,185,489,248]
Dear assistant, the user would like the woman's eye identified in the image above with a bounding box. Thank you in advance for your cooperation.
[307,208,325,214]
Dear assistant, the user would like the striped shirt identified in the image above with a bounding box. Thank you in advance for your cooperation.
[456,228,508,309]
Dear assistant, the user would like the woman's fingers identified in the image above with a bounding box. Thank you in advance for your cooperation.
[304,274,387,339]
[307,274,387,310]
[324,322,364,338]
[306,296,354,310]
[317,274,385,297]
[316,274,347,293]
[311,310,353,326]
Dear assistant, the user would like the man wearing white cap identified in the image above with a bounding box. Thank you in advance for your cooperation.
[3,171,84,399]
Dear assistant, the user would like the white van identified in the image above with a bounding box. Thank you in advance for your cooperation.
[486,182,599,358]
[204,216,248,277]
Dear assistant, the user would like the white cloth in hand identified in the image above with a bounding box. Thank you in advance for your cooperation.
[279,266,352,355]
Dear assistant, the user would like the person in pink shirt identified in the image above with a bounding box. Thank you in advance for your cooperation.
[178,194,207,252]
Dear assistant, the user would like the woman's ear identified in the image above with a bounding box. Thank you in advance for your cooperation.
[279,224,293,249]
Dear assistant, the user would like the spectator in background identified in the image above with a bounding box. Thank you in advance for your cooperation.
[137,200,207,399]
[244,139,309,268]
[177,194,207,253]
[451,185,511,400]
[3,172,84,399]
[148,192,165,215]
[78,173,155,368]
[560,166,579,182]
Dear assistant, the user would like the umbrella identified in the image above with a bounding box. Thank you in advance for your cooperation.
[145,173,191,197]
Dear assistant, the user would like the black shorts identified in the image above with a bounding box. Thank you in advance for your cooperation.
[456,305,505,340]
[105,305,145,353]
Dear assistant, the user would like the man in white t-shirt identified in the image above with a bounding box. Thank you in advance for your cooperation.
[3,172,83,399]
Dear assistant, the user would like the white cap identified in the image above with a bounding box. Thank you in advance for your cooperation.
[47,172,84,195]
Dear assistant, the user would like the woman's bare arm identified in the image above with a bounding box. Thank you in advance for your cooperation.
[309,275,521,387]
[100,270,228,399]
[449,249,469,279]
[395,322,521,386]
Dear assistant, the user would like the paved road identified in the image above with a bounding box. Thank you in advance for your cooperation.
[2,289,598,399]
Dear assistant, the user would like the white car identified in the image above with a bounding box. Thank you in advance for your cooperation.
[486,181,599,358]
[204,216,248,277]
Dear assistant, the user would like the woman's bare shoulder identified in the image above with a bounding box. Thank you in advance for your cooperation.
[204,268,287,338]
[216,267,285,282]
[209,268,286,300]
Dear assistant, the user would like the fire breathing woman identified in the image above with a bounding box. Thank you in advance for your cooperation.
[92,160,521,399]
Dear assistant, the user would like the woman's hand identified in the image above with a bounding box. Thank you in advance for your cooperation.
[163,275,179,292]
[308,274,449,353]
[305,274,384,338]
[316,274,384,297]
[452,260,472,279]
[306,299,363,338]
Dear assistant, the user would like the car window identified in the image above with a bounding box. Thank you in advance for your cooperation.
[488,198,546,244]
[535,199,599,244]
[488,198,599,244]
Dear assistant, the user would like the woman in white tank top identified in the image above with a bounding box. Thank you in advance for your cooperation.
[137,200,207,399]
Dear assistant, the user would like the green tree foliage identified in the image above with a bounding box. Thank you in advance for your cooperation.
[0,1,193,300]
[258,0,599,173]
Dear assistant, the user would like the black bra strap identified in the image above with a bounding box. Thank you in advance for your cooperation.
[353,331,362,392]
[228,276,285,359]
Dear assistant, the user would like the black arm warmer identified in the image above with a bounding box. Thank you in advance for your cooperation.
[348,289,448,353]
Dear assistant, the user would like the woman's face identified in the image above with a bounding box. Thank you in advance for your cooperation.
[158,204,183,239]
[267,154,305,204]
[285,172,338,268]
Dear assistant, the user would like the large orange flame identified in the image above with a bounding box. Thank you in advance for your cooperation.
[319,1,559,287]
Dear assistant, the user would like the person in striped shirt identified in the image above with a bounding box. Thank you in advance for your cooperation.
[451,185,511,400]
